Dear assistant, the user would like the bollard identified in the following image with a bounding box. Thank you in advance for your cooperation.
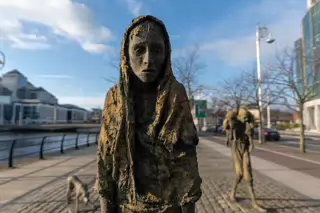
[8,139,17,168]
[86,133,90,147]
[39,136,47,159]
[75,133,79,149]
[60,134,67,154]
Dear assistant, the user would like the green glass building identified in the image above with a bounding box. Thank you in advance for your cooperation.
[295,0,320,132]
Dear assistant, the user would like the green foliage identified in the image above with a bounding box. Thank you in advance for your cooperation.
[275,123,300,130]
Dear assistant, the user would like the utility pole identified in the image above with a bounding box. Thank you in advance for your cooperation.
[255,23,275,143]
[267,94,271,128]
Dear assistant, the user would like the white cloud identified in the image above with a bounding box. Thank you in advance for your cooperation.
[58,96,105,110]
[11,40,51,50]
[125,0,144,16]
[200,0,306,67]
[82,42,112,54]
[0,0,113,53]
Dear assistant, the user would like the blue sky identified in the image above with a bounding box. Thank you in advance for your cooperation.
[0,0,307,109]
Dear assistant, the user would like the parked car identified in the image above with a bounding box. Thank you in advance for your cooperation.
[254,128,280,141]
[205,125,215,132]
[218,126,225,134]
[264,128,280,141]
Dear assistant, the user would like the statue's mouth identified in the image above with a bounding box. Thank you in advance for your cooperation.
[142,69,155,73]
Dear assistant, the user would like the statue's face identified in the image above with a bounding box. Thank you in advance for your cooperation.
[128,21,166,83]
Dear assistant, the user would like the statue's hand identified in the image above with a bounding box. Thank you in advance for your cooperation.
[181,203,195,213]
[249,144,254,153]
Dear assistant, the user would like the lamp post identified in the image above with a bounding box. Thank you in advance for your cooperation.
[0,50,5,125]
[267,94,271,128]
[256,24,275,143]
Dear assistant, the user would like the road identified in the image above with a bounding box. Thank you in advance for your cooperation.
[274,136,320,152]
[211,132,320,152]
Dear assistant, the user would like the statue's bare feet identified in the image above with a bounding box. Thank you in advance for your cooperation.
[229,193,236,202]
[252,202,267,212]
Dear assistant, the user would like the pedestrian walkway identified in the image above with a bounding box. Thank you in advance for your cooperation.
[0,139,320,212]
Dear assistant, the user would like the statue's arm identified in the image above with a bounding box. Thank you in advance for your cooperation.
[223,119,229,130]
[96,90,117,213]
[97,121,116,212]
[247,113,255,152]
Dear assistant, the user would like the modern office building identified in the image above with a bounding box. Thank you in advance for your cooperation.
[295,0,320,132]
[0,70,90,125]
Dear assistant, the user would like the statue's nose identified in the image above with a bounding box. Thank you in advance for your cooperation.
[143,49,153,66]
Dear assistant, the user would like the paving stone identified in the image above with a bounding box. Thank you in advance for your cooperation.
[1,140,320,212]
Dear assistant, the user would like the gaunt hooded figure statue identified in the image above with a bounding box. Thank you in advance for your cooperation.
[225,107,266,212]
[96,15,202,213]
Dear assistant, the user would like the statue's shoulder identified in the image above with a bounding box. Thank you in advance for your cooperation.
[247,111,255,120]
[104,85,119,108]
[171,79,185,92]
[171,79,188,101]
[225,110,234,120]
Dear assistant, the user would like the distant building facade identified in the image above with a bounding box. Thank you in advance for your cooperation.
[91,108,102,123]
[247,104,294,126]
[0,70,90,125]
[294,0,320,132]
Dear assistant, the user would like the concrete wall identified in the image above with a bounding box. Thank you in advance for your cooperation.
[303,98,320,132]
[56,107,67,123]
[38,105,54,122]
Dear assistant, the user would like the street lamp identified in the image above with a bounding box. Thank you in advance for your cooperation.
[256,24,275,143]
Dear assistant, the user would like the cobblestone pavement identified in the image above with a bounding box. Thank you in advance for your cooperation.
[2,140,320,213]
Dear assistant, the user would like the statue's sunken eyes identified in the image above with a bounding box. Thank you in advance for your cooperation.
[133,43,163,56]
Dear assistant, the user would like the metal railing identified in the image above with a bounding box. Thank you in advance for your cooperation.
[0,132,99,168]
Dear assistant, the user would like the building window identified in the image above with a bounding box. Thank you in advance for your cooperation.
[16,88,27,99]
[29,92,37,99]
[23,106,39,119]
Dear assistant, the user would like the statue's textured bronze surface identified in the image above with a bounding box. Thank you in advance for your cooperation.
[66,175,90,213]
[97,15,202,213]
[224,108,266,212]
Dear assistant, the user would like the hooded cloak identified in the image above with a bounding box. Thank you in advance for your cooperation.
[97,15,202,212]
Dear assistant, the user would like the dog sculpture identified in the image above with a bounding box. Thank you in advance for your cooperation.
[66,175,90,213]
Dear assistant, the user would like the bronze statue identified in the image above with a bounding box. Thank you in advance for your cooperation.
[225,107,266,212]
[223,110,235,147]
[96,15,202,213]
[66,175,90,213]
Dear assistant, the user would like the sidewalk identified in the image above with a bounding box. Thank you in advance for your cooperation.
[1,139,320,212]
[0,146,98,212]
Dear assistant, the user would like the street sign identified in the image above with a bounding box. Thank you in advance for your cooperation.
[195,100,207,118]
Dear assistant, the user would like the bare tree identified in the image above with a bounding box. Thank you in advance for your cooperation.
[102,56,119,86]
[208,95,230,125]
[242,68,286,144]
[173,44,206,104]
[218,73,250,110]
[266,48,320,153]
